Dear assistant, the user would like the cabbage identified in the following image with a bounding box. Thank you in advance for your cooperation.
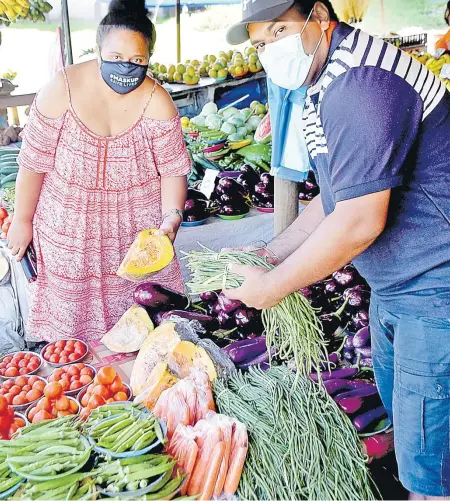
[228,133,242,142]
[237,127,248,138]
[191,115,206,127]
[240,108,252,119]
[200,102,218,117]
[247,115,263,131]
[228,115,245,127]
[221,107,239,120]
[221,122,236,135]
[237,111,249,123]
[205,113,222,130]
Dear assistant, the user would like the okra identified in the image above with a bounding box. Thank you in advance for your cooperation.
[145,468,172,494]
[28,473,85,494]
[124,460,175,483]
[91,413,128,435]
[65,480,79,501]
[154,419,166,444]
[99,416,135,440]
[144,475,183,500]
[0,475,22,493]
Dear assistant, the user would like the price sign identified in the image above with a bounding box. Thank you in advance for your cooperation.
[440,64,450,80]
[200,168,218,199]
[434,48,446,59]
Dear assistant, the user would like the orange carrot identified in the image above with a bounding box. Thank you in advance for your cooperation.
[181,442,198,495]
[223,445,248,496]
[213,420,233,496]
[200,441,225,501]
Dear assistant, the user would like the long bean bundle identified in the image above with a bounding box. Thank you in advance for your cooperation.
[214,367,378,501]
[182,245,328,376]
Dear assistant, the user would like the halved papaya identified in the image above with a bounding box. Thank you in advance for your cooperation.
[117,228,174,282]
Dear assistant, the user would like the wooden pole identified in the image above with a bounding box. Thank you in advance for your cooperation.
[61,0,73,65]
[176,0,181,63]
[274,177,299,236]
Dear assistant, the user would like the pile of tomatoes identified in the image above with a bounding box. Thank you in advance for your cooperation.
[0,352,41,378]
[0,395,26,439]
[47,363,95,393]
[0,207,11,240]
[0,375,45,407]
[42,339,87,365]
[28,382,79,424]
[79,366,129,420]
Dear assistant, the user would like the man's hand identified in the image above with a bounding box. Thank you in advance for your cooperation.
[223,246,278,265]
[223,264,282,310]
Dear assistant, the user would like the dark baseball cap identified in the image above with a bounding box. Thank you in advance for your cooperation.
[226,0,295,45]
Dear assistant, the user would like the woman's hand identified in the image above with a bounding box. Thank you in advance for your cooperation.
[158,214,182,243]
[7,216,33,261]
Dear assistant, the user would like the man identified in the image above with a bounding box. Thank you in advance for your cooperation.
[225,1,450,499]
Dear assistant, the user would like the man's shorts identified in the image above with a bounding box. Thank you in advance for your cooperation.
[370,299,450,497]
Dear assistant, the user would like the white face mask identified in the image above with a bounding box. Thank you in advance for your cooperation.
[259,9,324,90]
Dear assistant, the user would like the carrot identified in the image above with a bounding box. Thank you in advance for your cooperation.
[200,441,225,501]
[223,445,248,495]
[181,442,198,495]
[213,420,233,496]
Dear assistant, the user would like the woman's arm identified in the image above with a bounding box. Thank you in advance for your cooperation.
[159,175,188,242]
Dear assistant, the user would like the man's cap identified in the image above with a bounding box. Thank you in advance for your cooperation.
[226,0,295,46]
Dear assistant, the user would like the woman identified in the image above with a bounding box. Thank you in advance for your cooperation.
[435,1,450,51]
[6,0,190,342]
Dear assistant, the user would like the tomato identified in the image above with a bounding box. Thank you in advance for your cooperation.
[44,346,54,356]
[0,370,5,377]
[79,375,92,386]
[0,395,7,413]
[70,381,83,391]
[48,374,59,383]
[81,393,90,407]
[3,357,12,364]
[28,407,38,422]
[61,373,71,381]
[28,375,40,385]
[0,208,8,220]
[32,381,45,393]
[55,340,66,350]
[0,362,7,370]
[44,382,63,399]
[55,396,70,411]
[67,366,80,376]
[60,380,70,391]
[14,417,25,428]
[12,395,27,406]
[68,353,79,362]
[110,375,124,394]
[93,385,110,400]
[59,356,69,365]
[69,399,78,414]
[80,367,93,377]
[97,367,116,386]
[74,363,85,370]
[66,340,75,349]
[5,367,19,378]
[9,385,21,397]
[18,360,28,369]
[70,375,79,383]
[23,353,32,360]
[113,392,128,402]
[88,394,106,410]
[106,398,115,404]
[37,397,52,412]
[19,368,29,375]
[49,354,59,364]
[14,353,24,360]
[2,380,13,390]
[14,376,28,388]
[33,410,53,423]
[26,389,42,402]
[5,394,14,405]
[53,348,62,356]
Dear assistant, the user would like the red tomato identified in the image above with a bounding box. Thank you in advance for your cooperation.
[66,340,75,349]
[30,357,40,365]
[28,407,38,422]
[26,389,42,403]
[2,380,13,390]
[60,380,70,391]
[80,367,93,377]
[0,208,8,220]
[55,340,66,350]
[18,360,28,369]
[61,373,71,381]
[0,362,7,370]
[49,355,59,364]
[70,380,83,391]
[74,363,85,370]
[28,376,40,385]
[67,365,79,376]
[9,385,21,396]
[53,348,62,356]
[32,381,45,393]
[0,395,7,413]
[14,353,24,360]
[5,367,19,378]
[3,357,12,364]
[23,353,32,360]
[0,370,5,377]
[79,375,92,386]
[59,356,69,365]
[68,353,79,362]
[5,394,14,405]
[21,385,31,393]
[19,368,29,375]
[27,362,39,372]
[12,395,27,406]
[70,375,79,383]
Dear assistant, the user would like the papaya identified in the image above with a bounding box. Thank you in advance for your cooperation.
[117,228,174,282]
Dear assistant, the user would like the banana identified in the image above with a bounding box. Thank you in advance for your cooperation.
[0,2,6,14]
[1,0,16,6]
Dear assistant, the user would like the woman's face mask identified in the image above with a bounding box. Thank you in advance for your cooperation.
[100,60,147,95]
[259,9,324,91]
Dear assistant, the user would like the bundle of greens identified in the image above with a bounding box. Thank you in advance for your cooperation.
[214,366,378,501]
[182,246,327,377]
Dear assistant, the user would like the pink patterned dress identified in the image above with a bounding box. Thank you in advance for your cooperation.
[18,75,191,343]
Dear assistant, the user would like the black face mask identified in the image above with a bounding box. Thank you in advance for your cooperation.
[100,60,147,94]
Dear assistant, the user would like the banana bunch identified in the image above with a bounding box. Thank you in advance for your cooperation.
[0,0,51,25]
[332,0,371,23]
[412,52,450,90]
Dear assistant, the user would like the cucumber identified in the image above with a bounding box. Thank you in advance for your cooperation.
[1,173,17,186]
[0,166,19,176]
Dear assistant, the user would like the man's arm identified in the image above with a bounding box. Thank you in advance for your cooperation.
[266,194,325,262]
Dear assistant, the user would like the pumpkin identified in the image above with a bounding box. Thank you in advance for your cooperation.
[117,228,174,282]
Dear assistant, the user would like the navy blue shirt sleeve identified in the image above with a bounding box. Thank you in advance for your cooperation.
[321,66,424,202]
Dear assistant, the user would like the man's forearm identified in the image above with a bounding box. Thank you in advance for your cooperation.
[14,169,45,222]
[268,205,382,298]
[267,195,325,262]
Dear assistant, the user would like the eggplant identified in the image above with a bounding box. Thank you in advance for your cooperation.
[134,283,188,312]
[332,268,355,288]
[187,188,207,201]
[359,358,374,368]
[152,311,165,326]
[351,310,370,331]
[234,308,258,327]
[323,378,375,397]
[223,336,267,363]
[362,433,394,460]
[353,326,370,349]
[343,349,354,362]
[160,310,219,332]
[217,310,234,328]
[338,392,382,415]
[200,291,218,303]
[217,293,242,314]
[310,367,358,382]
[324,280,341,300]
[318,312,342,338]
[237,348,275,370]
[352,406,388,433]
[344,335,355,350]
[354,347,372,359]
[327,352,340,365]
[344,286,371,309]
[333,385,379,404]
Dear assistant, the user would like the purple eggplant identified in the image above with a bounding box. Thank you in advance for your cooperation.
[217,293,241,314]
[217,310,235,329]
[338,392,382,415]
[223,336,267,363]
[344,335,355,350]
[234,308,257,327]
[260,173,273,186]
[237,347,275,370]
[324,280,341,301]
[343,349,354,362]
[200,291,218,303]
[187,188,207,201]
[134,283,188,312]
[354,347,372,359]
[359,358,374,368]
[351,310,370,331]
[299,287,313,301]
[353,326,371,349]
[344,286,371,309]
[334,385,379,404]
[152,311,165,326]
[332,268,355,288]
[352,406,388,433]
[259,362,270,371]
[327,352,340,365]
[161,310,219,332]
[310,367,358,382]
[324,378,375,397]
